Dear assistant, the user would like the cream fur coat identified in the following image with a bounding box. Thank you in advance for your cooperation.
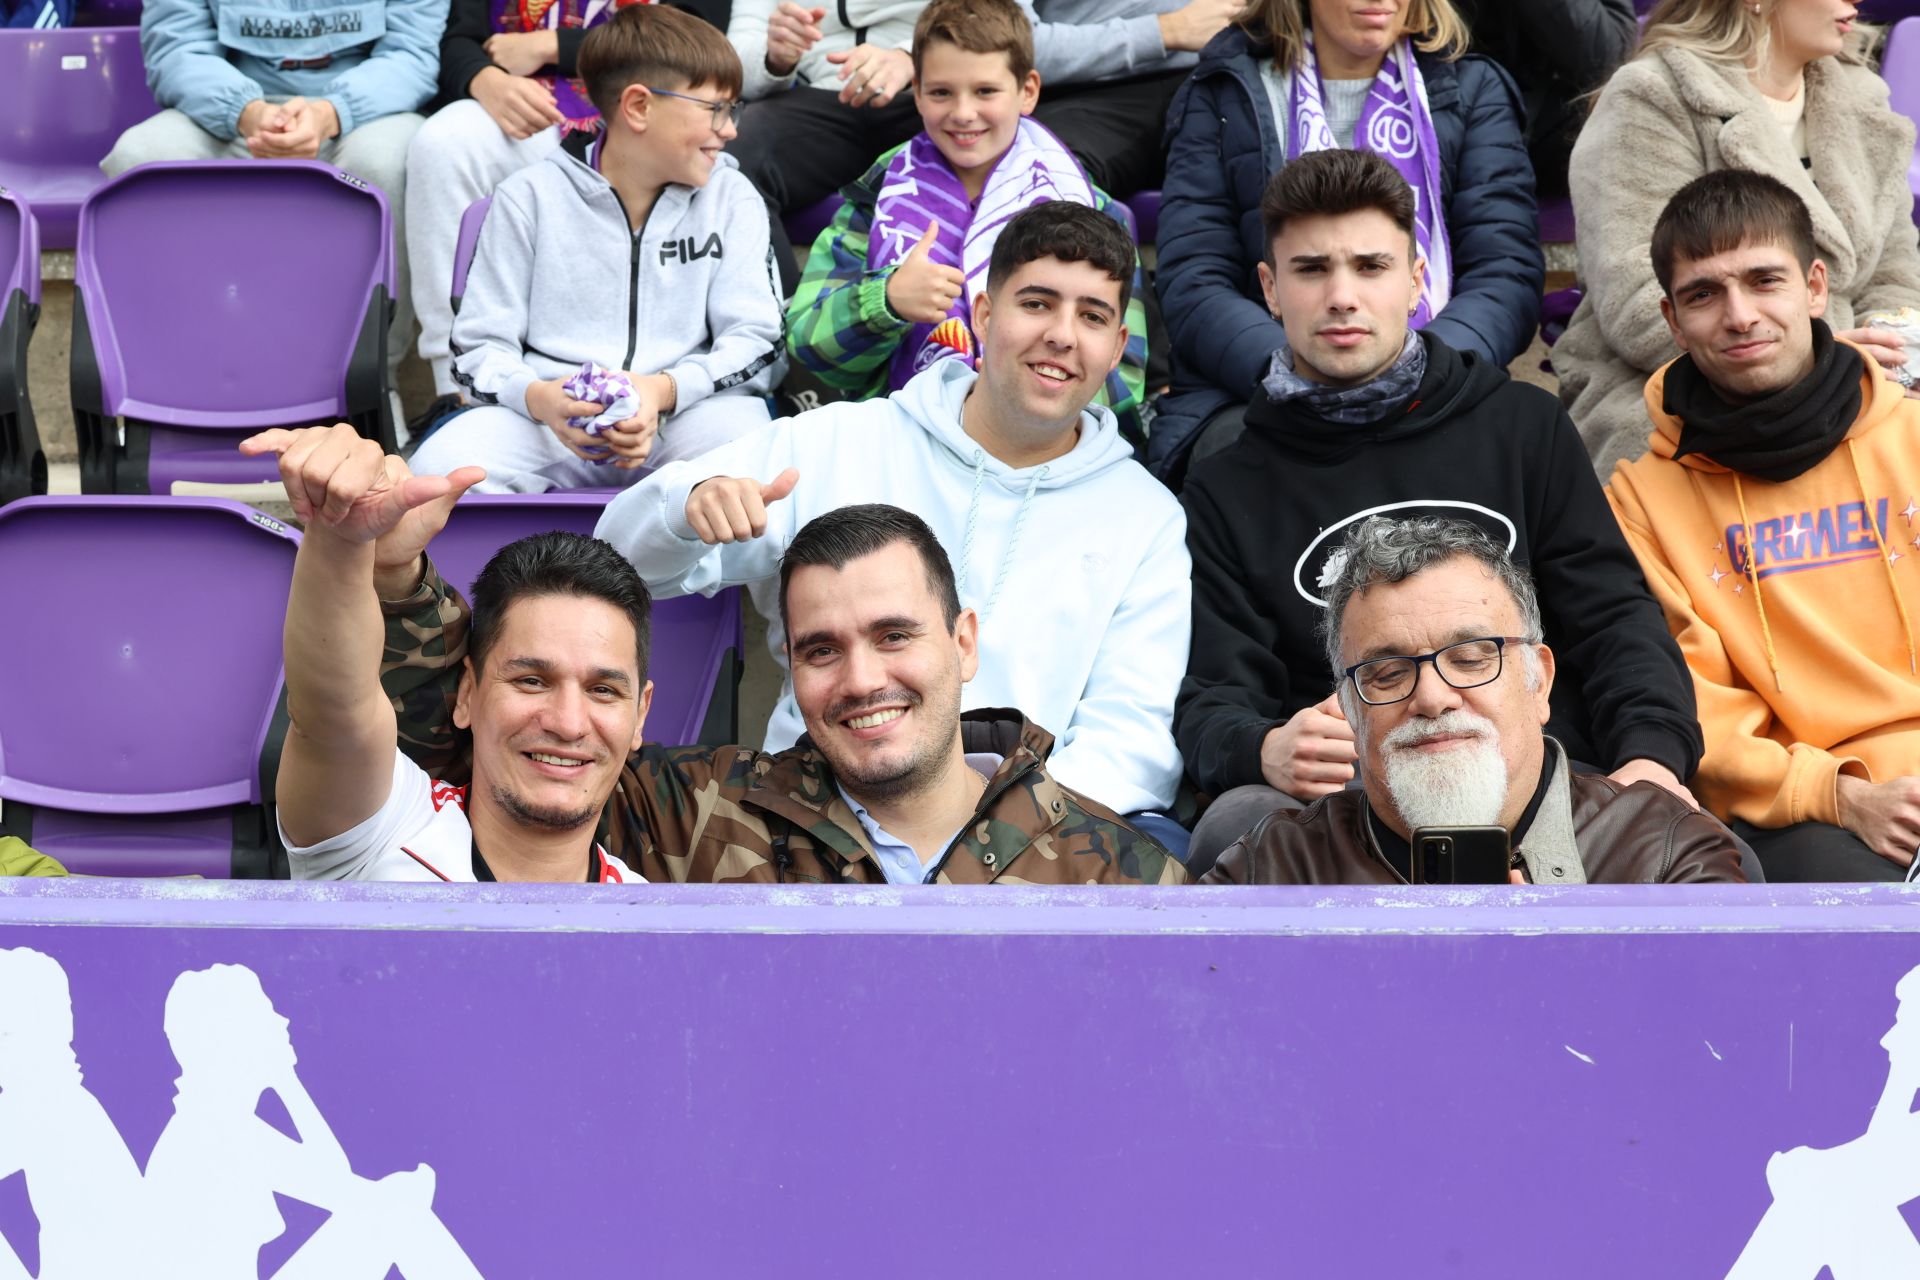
[1556,46,1920,475]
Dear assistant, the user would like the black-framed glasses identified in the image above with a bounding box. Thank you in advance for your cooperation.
[646,86,745,130]
[1342,635,1536,706]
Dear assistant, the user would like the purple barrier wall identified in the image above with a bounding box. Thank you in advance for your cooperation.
[1,880,1918,1276]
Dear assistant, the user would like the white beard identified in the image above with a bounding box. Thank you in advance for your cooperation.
[1379,710,1510,831]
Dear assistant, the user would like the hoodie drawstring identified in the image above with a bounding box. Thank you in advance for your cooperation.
[954,448,1046,618]
[986,466,1046,616]
[1731,474,1785,693]
[1847,440,1919,676]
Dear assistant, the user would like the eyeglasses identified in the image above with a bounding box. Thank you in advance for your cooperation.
[1341,635,1535,706]
[646,87,745,130]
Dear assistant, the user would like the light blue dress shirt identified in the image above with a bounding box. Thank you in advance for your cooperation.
[837,754,1003,885]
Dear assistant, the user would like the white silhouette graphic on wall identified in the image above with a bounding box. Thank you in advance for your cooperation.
[1727,964,1920,1279]
[0,948,150,1280]
[0,953,483,1279]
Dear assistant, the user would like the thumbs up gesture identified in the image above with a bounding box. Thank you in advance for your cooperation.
[685,467,800,544]
[885,222,967,325]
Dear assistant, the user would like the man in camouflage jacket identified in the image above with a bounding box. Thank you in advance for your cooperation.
[377,510,1184,887]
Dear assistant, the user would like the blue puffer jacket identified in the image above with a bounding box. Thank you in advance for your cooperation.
[1150,26,1542,481]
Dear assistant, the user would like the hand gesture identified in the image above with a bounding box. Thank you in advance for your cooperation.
[765,3,826,76]
[1157,0,1241,53]
[1258,693,1358,802]
[596,373,673,471]
[1837,774,1920,869]
[239,424,484,547]
[828,43,912,108]
[686,468,799,544]
[484,29,558,76]
[885,222,966,325]
[471,66,564,139]
[1607,757,1699,808]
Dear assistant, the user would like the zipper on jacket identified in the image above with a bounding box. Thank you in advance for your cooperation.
[929,758,1038,880]
[607,186,652,371]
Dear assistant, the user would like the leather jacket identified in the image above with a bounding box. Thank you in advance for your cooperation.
[1204,742,1745,886]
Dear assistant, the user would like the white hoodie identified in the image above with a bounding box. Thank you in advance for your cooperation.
[595,361,1190,814]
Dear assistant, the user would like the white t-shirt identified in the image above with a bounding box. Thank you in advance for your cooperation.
[282,753,643,883]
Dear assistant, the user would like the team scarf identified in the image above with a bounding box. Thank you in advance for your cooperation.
[493,0,635,133]
[868,117,1096,391]
[1289,31,1453,326]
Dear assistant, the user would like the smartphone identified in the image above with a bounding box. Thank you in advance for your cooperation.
[1411,826,1513,885]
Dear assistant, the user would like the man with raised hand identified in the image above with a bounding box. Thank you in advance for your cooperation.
[249,423,650,883]
[598,201,1192,851]
[359,493,1184,883]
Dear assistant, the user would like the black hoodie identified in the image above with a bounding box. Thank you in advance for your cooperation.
[1174,334,1702,796]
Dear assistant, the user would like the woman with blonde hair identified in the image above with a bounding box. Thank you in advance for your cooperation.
[1151,0,1543,481]
[1557,0,1920,475]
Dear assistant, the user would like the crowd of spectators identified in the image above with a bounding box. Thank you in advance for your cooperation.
[9,0,1917,886]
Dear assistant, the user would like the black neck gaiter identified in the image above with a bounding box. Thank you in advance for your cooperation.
[1665,320,1864,483]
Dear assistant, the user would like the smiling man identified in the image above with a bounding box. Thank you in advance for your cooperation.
[1609,170,1920,883]
[1177,148,1703,872]
[1203,516,1743,886]
[260,424,651,883]
[594,201,1192,848]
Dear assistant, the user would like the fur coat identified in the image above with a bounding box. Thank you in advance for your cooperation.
[1555,46,1920,475]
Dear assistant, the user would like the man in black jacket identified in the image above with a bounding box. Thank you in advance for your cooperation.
[1178,148,1704,868]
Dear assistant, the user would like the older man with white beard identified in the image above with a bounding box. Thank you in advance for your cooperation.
[1203,518,1744,886]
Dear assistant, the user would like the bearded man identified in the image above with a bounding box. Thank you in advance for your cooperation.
[1202,517,1744,885]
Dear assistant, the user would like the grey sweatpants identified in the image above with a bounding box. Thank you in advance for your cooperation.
[408,396,772,493]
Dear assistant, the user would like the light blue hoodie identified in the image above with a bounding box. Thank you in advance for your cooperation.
[140,0,442,139]
[596,360,1190,814]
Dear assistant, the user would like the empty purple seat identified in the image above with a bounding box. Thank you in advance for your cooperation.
[71,159,396,495]
[1885,18,1920,225]
[1538,195,1576,244]
[0,185,44,505]
[428,492,745,747]
[0,28,156,251]
[0,496,299,877]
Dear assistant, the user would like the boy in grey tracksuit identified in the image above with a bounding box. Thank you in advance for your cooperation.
[410,5,785,492]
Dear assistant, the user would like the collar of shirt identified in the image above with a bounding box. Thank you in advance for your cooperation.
[837,754,1003,885]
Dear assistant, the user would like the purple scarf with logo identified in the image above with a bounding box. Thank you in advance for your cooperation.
[867,117,1095,391]
[1289,32,1453,325]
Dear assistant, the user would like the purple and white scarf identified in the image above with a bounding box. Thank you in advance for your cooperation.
[1290,31,1453,325]
[868,117,1095,391]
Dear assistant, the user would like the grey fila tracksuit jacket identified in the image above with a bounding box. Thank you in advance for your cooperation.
[451,132,786,422]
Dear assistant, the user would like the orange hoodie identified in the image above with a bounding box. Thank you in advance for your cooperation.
[1606,344,1920,829]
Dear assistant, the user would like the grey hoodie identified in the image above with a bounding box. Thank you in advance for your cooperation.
[451,134,786,422]
[595,360,1191,815]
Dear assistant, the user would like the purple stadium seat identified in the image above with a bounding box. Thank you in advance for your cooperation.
[784,193,844,251]
[1126,189,1161,245]
[1885,18,1920,225]
[427,492,746,747]
[0,496,298,877]
[0,28,156,251]
[74,0,142,25]
[1538,195,1576,244]
[451,193,493,310]
[71,159,396,495]
[0,185,44,505]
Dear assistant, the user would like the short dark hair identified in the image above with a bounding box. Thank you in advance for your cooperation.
[985,201,1135,312]
[1650,169,1819,297]
[577,4,743,121]
[778,505,962,637]
[912,0,1034,83]
[1260,149,1416,264]
[469,532,653,681]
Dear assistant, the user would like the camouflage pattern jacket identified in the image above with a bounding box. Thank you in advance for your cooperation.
[379,562,1186,886]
